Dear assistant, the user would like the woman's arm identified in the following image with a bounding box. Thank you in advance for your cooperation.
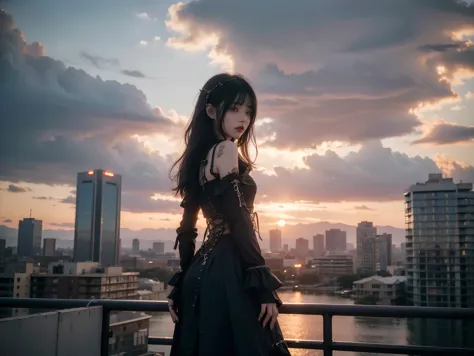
[214,141,282,306]
[174,197,200,271]
[167,196,200,303]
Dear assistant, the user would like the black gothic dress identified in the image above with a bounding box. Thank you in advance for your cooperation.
[167,146,291,356]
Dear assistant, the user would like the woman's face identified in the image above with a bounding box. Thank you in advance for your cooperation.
[221,97,253,140]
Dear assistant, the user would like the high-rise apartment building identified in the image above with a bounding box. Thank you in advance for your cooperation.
[295,237,309,258]
[17,218,42,258]
[356,221,378,273]
[0,261,38,318]
[377,233,392,269]
[405,174,474,308]
[152,242,165,254]
[42,238,56,257]
[73,169,122,267]
[30,262,138,300]
[269,228,282,252]
[313,234,324,257]
[325,229,347,252]
[132,238,140,254]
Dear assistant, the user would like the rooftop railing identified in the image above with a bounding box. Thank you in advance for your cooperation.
[1,297,474,356]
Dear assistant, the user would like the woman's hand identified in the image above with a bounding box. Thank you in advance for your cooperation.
[258,303,278,330]
[168,298,179,323]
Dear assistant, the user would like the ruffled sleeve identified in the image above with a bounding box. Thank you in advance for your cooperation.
[167,196,200,302]
[214,173,283,306]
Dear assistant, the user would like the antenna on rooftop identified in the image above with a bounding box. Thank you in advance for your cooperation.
[29,209,32,218]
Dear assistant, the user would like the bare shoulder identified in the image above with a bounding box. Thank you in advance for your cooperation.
[214,140,239,177]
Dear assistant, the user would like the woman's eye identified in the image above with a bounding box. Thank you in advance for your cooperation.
[230,107,239,112]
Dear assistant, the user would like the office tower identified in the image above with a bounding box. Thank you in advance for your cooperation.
[153,242,165,254]
[295,237,309,258]
[73,169,122,267]
[356,221,378,273]
[325,229,347,252]
[43,238,56,257]
[405,174,474,308]
[377,233,392,266]
[313,234,324,257]
[269,228,282,252]
[376,236,389,272]
[132,238,140,254]
[17,218,42,258]
[283,244,289,252]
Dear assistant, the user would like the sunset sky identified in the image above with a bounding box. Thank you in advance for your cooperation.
[1,0,474,239]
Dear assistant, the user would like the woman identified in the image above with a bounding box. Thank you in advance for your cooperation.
[168,73,290,356]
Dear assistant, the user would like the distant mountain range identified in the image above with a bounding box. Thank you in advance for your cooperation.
[0,222,405,252]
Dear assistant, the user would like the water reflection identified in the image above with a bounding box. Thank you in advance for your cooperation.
[148,291,472,356]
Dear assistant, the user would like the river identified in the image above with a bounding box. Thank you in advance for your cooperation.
[148,291,473,355]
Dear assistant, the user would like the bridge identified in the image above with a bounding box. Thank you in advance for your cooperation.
[1,297,473,356]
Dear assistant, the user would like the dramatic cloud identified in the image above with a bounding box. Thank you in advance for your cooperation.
[253,141,473,202]
[5,184,31,193]
[33,196,55,200]
[59,192,180,214]
[166,0,474,149]
[413,122,474,145]
[434,154,474,183]
[3,219,12,223]
[121,193,181,214]
[0,11,177,195]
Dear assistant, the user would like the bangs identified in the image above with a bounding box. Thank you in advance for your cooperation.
[233,90,256,113]
[213,77,257,117]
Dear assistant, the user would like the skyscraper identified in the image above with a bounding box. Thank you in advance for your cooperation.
[356,221,378,273]
[313,234,324,257]
[405,173,474,308]
[132,238,140,254]
[17,218,42,258]
[295,237,309,258]
[269,228,282,252]
[325,229,347,252]
[73,169,122,267]
[153,242,165,254]
[42,238,56,257]
[377,233,392,268]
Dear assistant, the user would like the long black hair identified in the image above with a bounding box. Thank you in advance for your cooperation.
[170,73,258,201]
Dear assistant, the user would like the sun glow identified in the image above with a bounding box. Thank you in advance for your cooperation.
[278,219,286,227]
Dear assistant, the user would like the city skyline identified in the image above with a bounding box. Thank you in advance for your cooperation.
[1,1,474,235]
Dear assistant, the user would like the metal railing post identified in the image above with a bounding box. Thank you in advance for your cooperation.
[101,307,111,356]
[323,312,333,356]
